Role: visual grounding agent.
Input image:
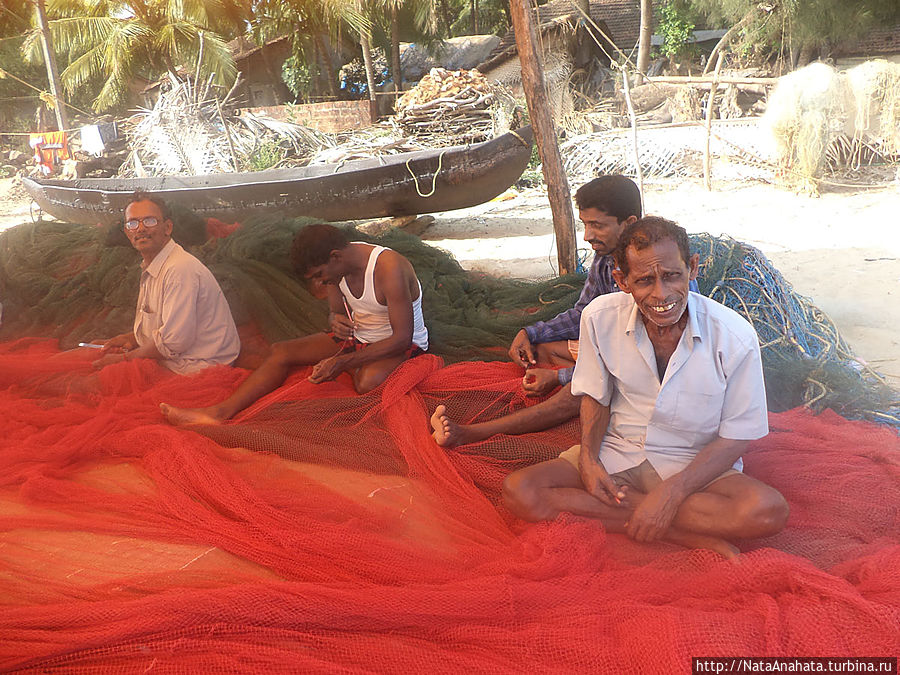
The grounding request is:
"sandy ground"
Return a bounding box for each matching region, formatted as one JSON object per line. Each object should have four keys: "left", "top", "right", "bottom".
{"left": 2, "top": 174, "right": 898, "bottom": 387}
{"left": 423, "top": 177, "right": 900, "bottom": 387}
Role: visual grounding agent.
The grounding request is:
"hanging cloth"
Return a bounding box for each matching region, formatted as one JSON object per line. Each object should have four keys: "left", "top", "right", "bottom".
{"left": 80, "top": 125, "right": 105, "bottom": 156}
{"left": 28, "top": 131, "right": 70, "bottom": 175}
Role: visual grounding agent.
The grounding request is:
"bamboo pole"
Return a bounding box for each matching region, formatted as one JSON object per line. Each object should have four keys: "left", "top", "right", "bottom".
{"left": 509, "top": 0, "right": 576, "bottom": 275}
{"left": 703, "top": 53, "right": 723, "bottom": 191}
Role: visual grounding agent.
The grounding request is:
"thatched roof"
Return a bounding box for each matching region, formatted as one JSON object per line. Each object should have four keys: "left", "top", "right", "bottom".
{"left": 832, "top": 24, "right": 900, "bottom": 58}
{"left": 479, "top": 0, "right": 648, "bottom": 72}
{"left": 225, "top": 35, "right": 291, "bottom": 62}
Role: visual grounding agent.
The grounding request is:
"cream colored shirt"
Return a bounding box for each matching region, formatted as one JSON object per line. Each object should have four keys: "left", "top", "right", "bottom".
{"left": 134, "top": 239, "right": 240, "bottom": 374}
{"left": 571, "top": 292, "right": 768, "bottom": 480}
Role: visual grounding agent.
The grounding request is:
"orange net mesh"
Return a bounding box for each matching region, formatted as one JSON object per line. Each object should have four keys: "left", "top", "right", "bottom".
{"left": 1, "top": 338, "right": 899, "bottom": 670}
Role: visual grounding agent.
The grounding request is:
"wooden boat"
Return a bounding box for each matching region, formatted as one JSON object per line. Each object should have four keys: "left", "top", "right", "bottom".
{"left": 22, "top": 127, "right": 534, "bottom": 227}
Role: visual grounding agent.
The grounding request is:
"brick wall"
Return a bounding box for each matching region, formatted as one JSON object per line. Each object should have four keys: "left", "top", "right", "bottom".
{"left": 241, "top": 100, "right": 376, "bottom": 133}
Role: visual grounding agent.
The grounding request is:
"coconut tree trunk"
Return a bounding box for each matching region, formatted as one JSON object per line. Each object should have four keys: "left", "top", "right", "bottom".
{"left": 33, "top": 0, "right": 68, "bottom": 131}
{"left": 636, "top": 0, "right": 652, "bottom": 81}
{"left": 390, "top": 2, "right": 402, "bottom": 94}
{"left": 439, "top": 0, "right": 453, "bottom": 36}
{"left": 315, "top": 34, "right": 339, "bottom": 98}
{"left": 796, "top": 43, "right": 814, "bottom": 68}
{"left": 360, "top": 30, "right": 377, "bottom": 120}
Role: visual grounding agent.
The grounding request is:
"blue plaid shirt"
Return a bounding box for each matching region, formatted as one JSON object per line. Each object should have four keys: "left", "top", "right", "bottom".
{"left": 524, "top": 253, "right": 618, "bottom": 345}
{"left": 525, "top": 253, "right": 699, "bottom": 385}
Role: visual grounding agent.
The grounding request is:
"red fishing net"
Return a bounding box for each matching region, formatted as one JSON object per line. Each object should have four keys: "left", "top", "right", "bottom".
{"left": 1, "top": 338, "right": 898, "bottom": 671}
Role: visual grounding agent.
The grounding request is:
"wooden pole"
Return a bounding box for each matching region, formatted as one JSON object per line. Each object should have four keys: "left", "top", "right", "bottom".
{"left": 648, "top": 75, "right": 778, "bottom": 85}
{"left": 508, "top": 0, "right": 576, "bottom": 275}
{"left": 703, "top": 54, "right": 723, "bottom": 191}
{"left": 620, "top": 68, "right": 644, "bottom": 213}
{"left": 33, "top": 0, "right": 68, "bottom": 132}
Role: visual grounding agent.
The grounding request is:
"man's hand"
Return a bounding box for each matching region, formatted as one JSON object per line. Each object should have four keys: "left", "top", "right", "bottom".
{"left": 509, "top": 329, "right": 537, "bottom": 368}
{"left": 329, "top": 312, "right": 354, "bottom": 340}
{"left": 92, "top": 352, "right": 127, "bottom": 369}
{"left": 625, "top": 482, "right": 685, "bottom": 542}
{"left": 578, "top": 447, "right": 624, "bottom": 506}
{"left": 101, "top": 333, "right": 135, "bottom": 354}
{"left": 308, "top": 354, "right": 346, "bottom": 384}
{"left": 522, "top": 368, "right": 559, "bottom": 397}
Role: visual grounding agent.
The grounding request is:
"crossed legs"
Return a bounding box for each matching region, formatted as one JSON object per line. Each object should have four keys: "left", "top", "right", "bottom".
{"left": 502, "top": 458, "right": 789, "bottom": 558}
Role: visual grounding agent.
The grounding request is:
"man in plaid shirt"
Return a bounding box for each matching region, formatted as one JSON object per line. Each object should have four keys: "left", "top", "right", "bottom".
{"left": 431, "top": 175, "right": 642, "bottom": 447}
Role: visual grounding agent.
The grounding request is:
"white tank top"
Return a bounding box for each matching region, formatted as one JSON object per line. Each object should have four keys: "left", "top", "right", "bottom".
{"left": 338, "top": 244, "right": 428, "bottom": 351}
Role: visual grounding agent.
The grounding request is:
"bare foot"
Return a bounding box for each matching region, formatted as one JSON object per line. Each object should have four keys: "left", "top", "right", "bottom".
{"left": 666, "top": 529, "right": 740, "bottom": 559}
{"left": 160, "top": 403, "right": 225, "bottom": 426}
{"left": 430, "top": 404, "right": 472, "bottom": 447}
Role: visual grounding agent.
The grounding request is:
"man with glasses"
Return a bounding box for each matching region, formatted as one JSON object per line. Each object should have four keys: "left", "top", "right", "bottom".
{"left": 93, "top": 193, "right": 240, "bottom": 373}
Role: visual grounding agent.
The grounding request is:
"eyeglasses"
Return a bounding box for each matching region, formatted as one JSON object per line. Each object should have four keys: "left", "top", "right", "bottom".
{"left": 124, "top": 216, "right": 160, "bottom": 230}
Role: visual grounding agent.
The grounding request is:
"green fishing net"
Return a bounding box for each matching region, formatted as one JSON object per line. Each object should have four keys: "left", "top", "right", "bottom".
{"left": 0, "top": 211, "right": 896, "bottom": 428}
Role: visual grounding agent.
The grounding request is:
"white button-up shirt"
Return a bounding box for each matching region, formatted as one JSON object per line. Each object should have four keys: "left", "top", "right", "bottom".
{"left": 571, "top": 291, "right": 768, "bottom": 480}
{"left": 134, "top": 239, "right": 240, "bottom": 374}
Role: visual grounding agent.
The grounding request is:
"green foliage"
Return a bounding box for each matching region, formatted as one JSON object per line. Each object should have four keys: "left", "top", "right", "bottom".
{"left": 281, "top": 52, "right": 316, "bottom": 100}
{"left": 0, "top": 1, "right": 44, "bottom": 129}
{"left": 449, "top": 0, "right": 510, "bottom": 37}
{"left": 657, "top": 1, "right": 695, "bottom": 60}
{"left": 681, "top": 0, "right": 900, "bottom": 61}
{"left": 246, "top": 139, "right": 286, "bottom": 171}
{"left": 20, "top": 0, "right": 248, "bottom": 112}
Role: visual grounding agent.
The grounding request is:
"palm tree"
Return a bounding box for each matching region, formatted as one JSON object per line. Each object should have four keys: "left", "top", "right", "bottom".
{"left": 636, "top": 0, "right": 652, "bottom": 79}
{"left": 253, "top": 0, "right": 367, "bottom": 99}
{"left": 370, "top": 0, "right": 436, "bottom": 95}
{"left": 22, "top": 0, "right": 250, "bottom": 111}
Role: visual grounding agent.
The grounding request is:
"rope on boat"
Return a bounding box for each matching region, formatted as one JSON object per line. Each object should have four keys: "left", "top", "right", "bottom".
{"left": 406, "top": 151, "right": 446, "bottom": 198}
{"left": 508, "top": 129, "right": 529, "bottom": 147}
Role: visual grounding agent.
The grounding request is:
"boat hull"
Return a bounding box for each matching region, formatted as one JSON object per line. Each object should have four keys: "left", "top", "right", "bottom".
{"left": 22, "top": 127, "right": 534, "bottom": 227}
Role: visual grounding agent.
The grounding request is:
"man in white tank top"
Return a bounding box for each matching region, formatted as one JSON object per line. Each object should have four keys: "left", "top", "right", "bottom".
{"left": 162, "top": 224, "right": 428, "bottom": 425}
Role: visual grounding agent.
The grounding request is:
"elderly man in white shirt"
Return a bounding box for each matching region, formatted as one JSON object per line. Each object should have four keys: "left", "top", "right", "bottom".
{"left": 93, "top": 194, "right": 240, "bottom": 374}
{"left": 503, "top": 216, "right": 788, "bottom": 558}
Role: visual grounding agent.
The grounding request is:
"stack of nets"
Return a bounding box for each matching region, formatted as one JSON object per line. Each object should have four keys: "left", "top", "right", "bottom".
{"left": 693, "top": 233, "right": 899, "bottom": 425}
{"left": 841, "top": 60, "right": 900, "bottom": 166}
{"left": 2, "top": 215, "right": 900, "bottom": 669}
{"left": 0, "top": 215, "right": 897, "bottom": 428}
{"left": 764, "top": 60, "right": 900, "bottom": 188}
{"left": 0, "top": 213, "right": 582, "bottom": 363}
{"left": 0, "top": 343, "right": 898, "bottom": 669}
{"left": 394, "top": 68, "right": 517, "bottom": 144}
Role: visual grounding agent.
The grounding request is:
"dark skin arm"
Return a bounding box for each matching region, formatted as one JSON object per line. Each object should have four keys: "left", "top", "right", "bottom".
{"left": 508, "top": 329, "right": 537, "bottom": 368}
{"left": 326, "top": 284, "right": 354, "bottom": 339}
{"left": 94, "top": 334, "right": 163, "bottom": 368}
{"left": 522, "top": 367, "right": 560, "bottom": 396}
{"left": 578, "top": 394, "right": 624, "bottom": 506}
{"left": 626, "top": 436, "right": 749, "bottom": 542}
{"left": 308, "top": 252, "right": 416, "bottom": 383}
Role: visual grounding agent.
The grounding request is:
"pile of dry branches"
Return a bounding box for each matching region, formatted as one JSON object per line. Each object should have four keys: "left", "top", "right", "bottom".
{"left": 117, "top": 74, "right": 333, "bottom": 177}
{"left": 394, "top": 68, "right": 516, "bottom": 145}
